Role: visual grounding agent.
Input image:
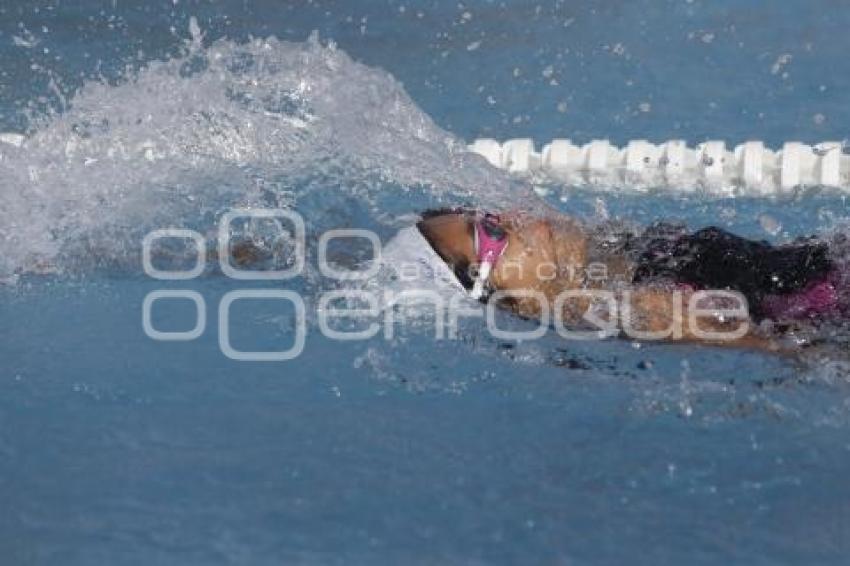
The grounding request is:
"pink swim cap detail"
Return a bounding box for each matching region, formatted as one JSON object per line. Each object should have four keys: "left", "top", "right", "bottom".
{"left": 761, "top": 279, "right": 839, "bottom": 320}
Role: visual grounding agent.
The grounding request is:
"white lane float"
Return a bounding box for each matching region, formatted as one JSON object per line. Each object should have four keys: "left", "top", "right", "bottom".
{"left": 469, "top": 138, "right": 850, "bottom": 194}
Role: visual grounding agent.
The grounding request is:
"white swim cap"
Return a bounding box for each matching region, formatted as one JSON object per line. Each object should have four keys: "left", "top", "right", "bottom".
{"left": 345, "top": 225, "right": 475, "bottom": 316}
{"left": 377, "top": 226, "right": 466, "bottom": 295}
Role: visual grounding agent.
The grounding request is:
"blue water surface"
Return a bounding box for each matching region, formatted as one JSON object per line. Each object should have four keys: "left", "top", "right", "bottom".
{"left": 2, "top": 1, "right": 850, "bottom": 565}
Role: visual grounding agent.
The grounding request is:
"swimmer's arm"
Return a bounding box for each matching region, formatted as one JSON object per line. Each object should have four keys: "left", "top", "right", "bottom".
{"left": 548, "top": 217, "right": 588, "bottom": 274}
{"left": 624, "top": 288, "right": 784, "bottom": 352}
{"left": 509, "top": 215, "right": 588, "bottom": 285}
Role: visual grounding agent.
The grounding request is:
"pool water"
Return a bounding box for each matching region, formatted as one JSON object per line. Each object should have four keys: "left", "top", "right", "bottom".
{"left": 2, "top": 2, "right": 850, "bottom": 564}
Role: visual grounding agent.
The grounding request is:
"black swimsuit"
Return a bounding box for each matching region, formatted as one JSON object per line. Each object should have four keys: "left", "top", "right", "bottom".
{"left": 629, "top": 224, "right": 834, "bottom": 319}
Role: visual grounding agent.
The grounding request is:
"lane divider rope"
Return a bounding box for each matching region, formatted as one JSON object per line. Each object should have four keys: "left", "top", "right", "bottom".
{"left": 469, "top": 138, "right": 850, "bottom": 194}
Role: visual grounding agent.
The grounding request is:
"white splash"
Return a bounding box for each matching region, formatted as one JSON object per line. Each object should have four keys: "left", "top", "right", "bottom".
{"left": 0, "top": 29, "right": 523, "bottom": 278}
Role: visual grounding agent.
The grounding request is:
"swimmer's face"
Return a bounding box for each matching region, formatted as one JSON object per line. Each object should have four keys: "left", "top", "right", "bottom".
{"left": 417, "top": 210, "right": 582, "bottom": 294}
{"left": 417, "top": 212, "right": 478, "bottom": 288}
{"left": 416, "top": 210, "right": 537, "bottom": 291}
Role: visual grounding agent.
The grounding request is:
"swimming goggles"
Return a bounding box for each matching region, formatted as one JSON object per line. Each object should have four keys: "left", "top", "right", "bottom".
{"left": 471, "top": 213, "right": 509, "bottom": 300}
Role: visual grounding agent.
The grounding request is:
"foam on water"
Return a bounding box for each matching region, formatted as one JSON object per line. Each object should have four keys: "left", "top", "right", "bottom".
{"left": 0, "top": 25, "right": 529, "bottom": 279}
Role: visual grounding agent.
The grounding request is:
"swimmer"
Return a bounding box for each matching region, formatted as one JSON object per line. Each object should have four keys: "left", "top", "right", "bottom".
{"left": 413, "top": 208, "right": 848, "bottom": 351}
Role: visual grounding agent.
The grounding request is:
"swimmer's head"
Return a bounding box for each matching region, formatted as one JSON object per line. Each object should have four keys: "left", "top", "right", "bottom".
{"left": 416, "top": 208, "right": 509, "bottom": 298}
{"left": 416, "top": 208, "right": 477, "bottom": 290}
